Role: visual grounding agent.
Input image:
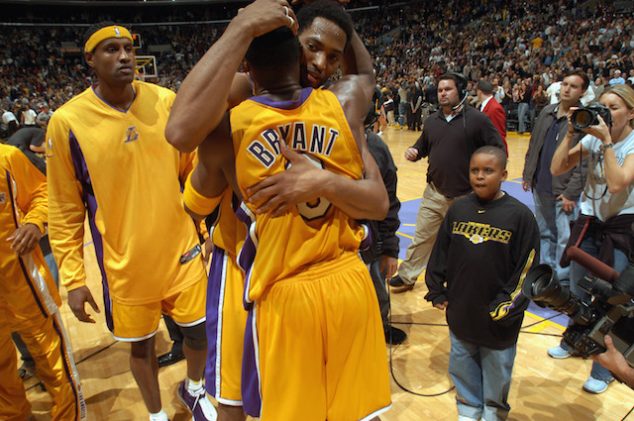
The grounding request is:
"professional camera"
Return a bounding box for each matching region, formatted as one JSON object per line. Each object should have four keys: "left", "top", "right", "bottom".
{"left": 522, "top": 246, "right": 634, "bottom": 367}
{"left": 571, "top": 104, "right": 612, "bottom": 131}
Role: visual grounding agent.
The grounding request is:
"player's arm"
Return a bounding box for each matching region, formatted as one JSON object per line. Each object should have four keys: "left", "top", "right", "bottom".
{"left": 46, "top": 114, "right": 99, "bottom": 323}
{"left": 342, "top": 27, "right": 374, "bottom": 88}
{"left": 183, "top": 116, "right": 233, "bottom": 222}
{"left": 165, "top": 0, "right": 297, "bottom": 152}
{"left": 331, "top": 71, "right": 388, "bottom": 215}
{"left": 7, "top": 147, "right": 47, "bottom": 255}
{"left": 488, "top": 210, "right": 540, "bottom": 322}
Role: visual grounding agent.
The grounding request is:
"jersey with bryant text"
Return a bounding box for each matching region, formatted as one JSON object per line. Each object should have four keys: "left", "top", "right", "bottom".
{"left": 46, "top": 80, "right": 205, "bottom": 307}
{"left": 231, "top": 87, "right": 366, "bottom": 305}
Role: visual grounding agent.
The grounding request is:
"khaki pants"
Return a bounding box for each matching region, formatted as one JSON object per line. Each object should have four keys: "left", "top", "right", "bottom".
{"left": 397, "top": 183, "right": 456, "bottom": 285}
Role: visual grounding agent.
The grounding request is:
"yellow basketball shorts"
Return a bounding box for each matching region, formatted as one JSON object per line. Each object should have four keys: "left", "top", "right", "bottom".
{"left": 110, "top": 276, "right": 207, "bottom": 341}
{"left": 205, "top": 246, "right": 247, "bottom": 405}
{"left": 242, "top": 252, "right": 392, "bottom": 421}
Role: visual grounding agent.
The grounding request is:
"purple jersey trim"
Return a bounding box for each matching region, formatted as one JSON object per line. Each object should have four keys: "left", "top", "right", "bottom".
{"left": 91, "top": 85, "right": 136, "bottom": 113}
{"left": 249, "top": 87, "right": 313, "bottom": 110}
{"left": 69, "top": 131, "right": 114, "bottom": 332}
{"left": 241, "top": 308, "right": 261, "bottom": 417}
{"left": 235, "top": 202, "right": 257, "bottom": 310}
{"left": 205, "top": 246, "right": 226, "bottom": 399}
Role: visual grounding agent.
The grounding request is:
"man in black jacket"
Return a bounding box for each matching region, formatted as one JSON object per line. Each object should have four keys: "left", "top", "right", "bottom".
{"left": 390, "top": 73, "right": 503, "bottom": 292}
{"left": 361, "top": 115, "right": 406, "bottom": 344}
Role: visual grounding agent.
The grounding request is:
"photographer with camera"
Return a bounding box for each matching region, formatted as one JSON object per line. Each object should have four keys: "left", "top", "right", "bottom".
{"left": 550, "top": 84, "right": 634, "bottom": 394}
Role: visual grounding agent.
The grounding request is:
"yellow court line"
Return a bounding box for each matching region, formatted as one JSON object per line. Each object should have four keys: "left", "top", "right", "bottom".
{"left": 523, "top": 311, "right": 565, "bottom": 332}
{"left": 397, "top": 231, "right": 414, "bottom": 240}
{"left": 402, "top": 223, "right": 416, "bottom": 227}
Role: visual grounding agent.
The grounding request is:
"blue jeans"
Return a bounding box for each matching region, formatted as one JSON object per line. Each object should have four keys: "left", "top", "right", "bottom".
{"left": 533, "top": 192, "right": 577, "bottom": 285}
{"left": 449, "top": 332, "right": 517, "bottom": 421}
{"left": 518, "top": 102, "right": 529, "bottom": 133}
{"left": 398, "top": 102, "right": 408, "bottom": 126}
{"left": 565, "top": 234, "right": 629, "bottom": 382}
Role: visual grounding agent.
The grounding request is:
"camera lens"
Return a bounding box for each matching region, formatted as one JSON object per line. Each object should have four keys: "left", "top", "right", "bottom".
{"left": 573, "top": 109, "right": 594, "bottom": 129}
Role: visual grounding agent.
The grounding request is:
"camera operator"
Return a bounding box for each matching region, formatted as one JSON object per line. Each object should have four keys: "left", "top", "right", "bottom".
{"left": 550, "top": 84, "right": 634, "bottom": 394}
{"left": 592, "top": 335, "right": 634, "bottom": 389}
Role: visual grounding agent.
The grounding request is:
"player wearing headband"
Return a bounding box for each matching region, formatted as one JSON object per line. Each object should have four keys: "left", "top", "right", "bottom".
{"left": 46, "top": 23, "right": 216, "bottom": 421}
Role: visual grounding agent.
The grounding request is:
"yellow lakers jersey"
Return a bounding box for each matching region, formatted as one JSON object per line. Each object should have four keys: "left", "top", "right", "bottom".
{"left": 0, "top": 144, "right": 60, "bottom": 313}
{"left": 46, "top": 80, "right": 205, "bottom": 306}
{"left": 209, "top": 187, "right": 245, "bottom": 257}
{"left": 231, "top": 87, "right": 366, "bottom": 304}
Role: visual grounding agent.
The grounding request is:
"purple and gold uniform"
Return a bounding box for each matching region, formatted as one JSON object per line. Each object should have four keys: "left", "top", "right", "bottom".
{"left": 203, "top": 187, "right": 248, "bottom": 405}
{"left": 232, "top": 87, "right": 391, "bottom": 421}
{"left": 0, "top": 144, "right": 85, "bottom": 420}
{"left": 46, "top": 80, "right": 207, "bottom": 341}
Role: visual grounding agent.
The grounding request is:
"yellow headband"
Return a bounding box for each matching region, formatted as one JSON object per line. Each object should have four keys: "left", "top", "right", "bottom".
{"left": 84, "top": 25, "right": 133, "bottom": 53}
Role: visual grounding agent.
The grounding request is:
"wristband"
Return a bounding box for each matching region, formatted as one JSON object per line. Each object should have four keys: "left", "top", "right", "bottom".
{"left": 183, "top": 173, "right": 221, "bottom": 216}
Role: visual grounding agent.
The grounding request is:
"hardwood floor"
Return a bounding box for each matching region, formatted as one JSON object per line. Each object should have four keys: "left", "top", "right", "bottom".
{"left": 25, "top": 127, "right": 633, "bottom": 420}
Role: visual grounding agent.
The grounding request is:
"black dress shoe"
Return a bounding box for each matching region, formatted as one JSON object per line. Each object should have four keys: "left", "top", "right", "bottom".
{"left": 388, "top": 275, "right": 414, "bottom": 293}
{"left": 385, "top": 325, "right": 407, "bottom": 345}
{"left": 158, "top": 350, "right": 185, "bottom": 368}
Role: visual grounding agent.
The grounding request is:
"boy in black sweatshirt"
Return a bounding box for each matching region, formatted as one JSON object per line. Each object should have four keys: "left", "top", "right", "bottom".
{"left": 425, "top": 146, "right": 539, "bottom": 421}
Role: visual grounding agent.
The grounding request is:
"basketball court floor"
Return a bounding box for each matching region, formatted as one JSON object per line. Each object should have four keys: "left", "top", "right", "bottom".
{"left": 24, "top": 127, "right": 633, "bottom": 420}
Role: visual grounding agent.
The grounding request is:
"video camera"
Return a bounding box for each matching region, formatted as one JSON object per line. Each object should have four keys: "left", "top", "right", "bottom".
{"left": 571, "top": 104, "right": 612, "bottom": 131}
{"left": 522, "top": 246, "right": 634, "bottom": 367}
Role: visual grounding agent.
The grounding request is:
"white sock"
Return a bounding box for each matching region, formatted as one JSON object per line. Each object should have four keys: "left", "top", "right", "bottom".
{"left": 149, "top": 409, "right": 168, "bottom": 421}
{"left": 187, "top": 378, "right": 203, "bottom": 394}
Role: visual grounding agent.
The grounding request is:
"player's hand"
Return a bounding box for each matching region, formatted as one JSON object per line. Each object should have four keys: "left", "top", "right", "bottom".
{"left": 379, "top": 255, "right": 398, "bottom": 281}
{"left": 7, "top": 223, "right": 42, "bottom": 255}
{"left": 236, "top": 0, "right": 298, "bottom": 38}
{"left": 434, "top": 301, "right": 448, "bottom": 311}
{"left": 203, "top": 237, "right": 213, "bottom": 264}
{"left": 522, "top": 180, "right": 530, "bottom": 192}
{"left": 404, "top": 147, "right": 419, "bottom": 161}
{"left": 557, "top": 194, "right": 576, "bottom": 214}
{"left": 246, "top": 141, "right": 325, "bottom": 217}
{"left": 68, "top": 286, "right": 100, "bottom": 324}
{"left": 592, "top": 335, "right": 628, "bottom": 375}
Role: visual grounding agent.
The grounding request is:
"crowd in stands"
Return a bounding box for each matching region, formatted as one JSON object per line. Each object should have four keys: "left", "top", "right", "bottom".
{"left": 2, "top": 0, "right": 633, "bottom": 137}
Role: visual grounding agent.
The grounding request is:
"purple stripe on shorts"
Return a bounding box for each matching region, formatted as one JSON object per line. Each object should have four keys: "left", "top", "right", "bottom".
{"left": 235, "top": 203, "right": 257, "bottom": 310}
{"left": 241, "top": 308, "right": 261, "bottom": 417}
{"left": 69, "top": 131, "right": 114, "bottom": 332}
{"left": 250, "top": 87, "right": 313, "bottom": 110}
{"left": 204, "top": 247, "right": 226, "bottom": 398}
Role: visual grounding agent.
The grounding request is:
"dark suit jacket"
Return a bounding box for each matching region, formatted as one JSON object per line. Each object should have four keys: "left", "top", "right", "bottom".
{"left": 482, "top": 97, "right": 507, "bottom": 154}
